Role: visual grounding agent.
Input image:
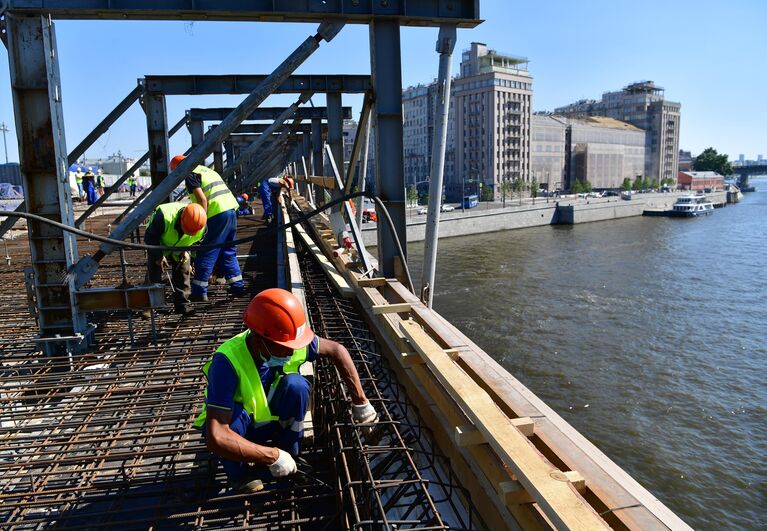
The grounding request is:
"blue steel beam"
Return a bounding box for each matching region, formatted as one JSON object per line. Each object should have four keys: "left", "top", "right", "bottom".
{"left": 145, "top": 75, "right": 371, "bottom": 96}
{"left": 6, "top": 1, "right": 481, "bottom": 27}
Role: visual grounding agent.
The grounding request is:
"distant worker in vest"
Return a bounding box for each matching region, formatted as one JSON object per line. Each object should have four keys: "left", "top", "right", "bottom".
{"left": 75, "top": 167, "right": 84, "bottom": 201}
{"left": 82, "top": 167, "right": 98, "bottom": 205}
{"left": 127, "top": 175, "right": 137, "bottom": 197}
{"left": 144, "top": 202, "right": 207, "bottom": 316}
{"left": 170, "top": 155, "right": 245, "bottom": 300}
{"left": 193, "top": 288, "right": 378, "bottom": 493}
{"left": 236, "top": 193, "right": 253, "bottom": 217}
{"left": 96, "top": 169, "right": 106, "bottom": 196}
{"left": 257, "top": 176, "right": 293, "bottom": 225}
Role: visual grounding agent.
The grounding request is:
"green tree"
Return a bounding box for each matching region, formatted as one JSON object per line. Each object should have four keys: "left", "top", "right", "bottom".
{"left": 648, "top": 179, "right": 660, "bottom": 190}
{"left": 632, "top": 175, "right": 644, "bottom": 191}
{"left": 480, "top": 183, "right": 494, "bottom": 202}
{"left": 406, "top": 184, "right": 418, "bottom": 207}
{"left": 500, "top": 178, "right": 512, "bottom": 207}
{"left": 693, "top": 147, "right": 733, "bottom": 176}
{"left": 572, "top": 179, "right": 591, "bottom": 194}
{"left": 511, "top": 178, "right": 523, "bottom": 204}
{"left": 621, "top": 177, "right": 632, "bottom": 191}
{"left": 530, "top": 177, "right": 538, "bottom": 201}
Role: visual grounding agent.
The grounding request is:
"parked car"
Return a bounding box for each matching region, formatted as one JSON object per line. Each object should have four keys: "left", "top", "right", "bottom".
{"left": 440, "top": 204, "right": 455, "bottom": 212}
{"left": 417, "top": 207, "right": 428, "bottom": 215}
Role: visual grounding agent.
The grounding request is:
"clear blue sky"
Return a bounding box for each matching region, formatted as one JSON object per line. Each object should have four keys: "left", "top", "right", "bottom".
{"left": 1, "top": 0, "right": 765, "bottom": 165}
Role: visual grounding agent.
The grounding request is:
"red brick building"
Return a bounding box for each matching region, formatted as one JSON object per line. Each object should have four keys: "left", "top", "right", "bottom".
{"left": 677, "top": 171, "right": 723, "bottom": 191}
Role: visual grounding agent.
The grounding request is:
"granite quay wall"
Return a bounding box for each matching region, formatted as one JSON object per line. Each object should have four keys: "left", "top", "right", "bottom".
{"left": 361, "top": 191, "right": 728, "bottom": 246}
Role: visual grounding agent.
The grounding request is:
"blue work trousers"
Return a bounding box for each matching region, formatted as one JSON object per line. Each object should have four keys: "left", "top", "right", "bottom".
{"left": 208, "top": 373, "right": 310, "bottom": 482}
{"left": 191, "top": 209, "right": 244, "bottom": 296}
{"left": 258, "top": 180, "right": 274, "bottom": 218}
{"left": 83, "top": 180, "right": 98, "bottom": 205}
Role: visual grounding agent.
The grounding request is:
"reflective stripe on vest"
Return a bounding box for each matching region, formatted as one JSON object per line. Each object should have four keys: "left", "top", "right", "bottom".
{"left": 148, "top": 202, "right": 205, "bottom": 259}
{"left": 188, "top": 165, "right": 238, "bottom": 218}
{"left": 192, "top": 331, "right": 308, "bottom": 429}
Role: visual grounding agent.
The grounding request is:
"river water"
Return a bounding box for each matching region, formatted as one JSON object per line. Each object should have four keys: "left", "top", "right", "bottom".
{"left": 404, "top": 178, "right": 767, "bottom": 530}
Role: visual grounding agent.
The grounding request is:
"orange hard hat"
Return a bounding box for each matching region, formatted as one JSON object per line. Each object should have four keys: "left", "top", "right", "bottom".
{"left": 180, "top": 203, "right": 207, "bottom": 235}
{"left": 170, "top": 155, "right": 187, "bottom": 172}
{"left": 241, "top": 193, "right": 249, "bottom": 201}
{"left": 243, "top": 288, "right": 314, "bottom": 349}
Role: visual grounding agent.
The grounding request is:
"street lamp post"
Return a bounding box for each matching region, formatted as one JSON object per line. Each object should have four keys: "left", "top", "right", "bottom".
{"left": 0, "top": 122, "right": 9, "bottom": 163}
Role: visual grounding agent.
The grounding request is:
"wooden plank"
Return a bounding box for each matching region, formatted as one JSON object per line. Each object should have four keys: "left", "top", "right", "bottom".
{"left": 356, "top": 277, "right": 388, "bottom": 288}
{"left": 292, "top": 221, "right": 353, "bottom": 298}
{"left": 399, "top": 320, "right": 608, "bottom": 530}
{"left": 371, "top": 302, "right": 411, "bottom": 315}
{"left": 456, "top": 417, "right": 535, "bottom": 447}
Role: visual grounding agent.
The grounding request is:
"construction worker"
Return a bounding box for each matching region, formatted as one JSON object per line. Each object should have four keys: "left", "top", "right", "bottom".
{"left": 82, "top": 167, "right": 98, "bottom": 205}
{"left": 193, "top": 288, "right": 378, "bottom": 493}
{"left": 170, "top": 155, "right": 245, "bottom": 300}
{"left": 236, "top": 193, "right": 253, "bottom": 217}
{"left": 127, "top": 175, "right": 137, "bottom": 197}
{"left": 75, "top": 167, "right": 84, "bottom": 201}
{"left": 96, "top": 169, "right": 106, "bottom": 196}
{"left": 258, "top": 176, "right": 293, "bottom": 225}
{"left": 144, "top": 202, "right": 207, "bottom": 316}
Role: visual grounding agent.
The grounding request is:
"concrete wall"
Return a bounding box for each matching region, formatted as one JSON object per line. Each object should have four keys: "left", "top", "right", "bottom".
{"left": 363, "top": 203, "right": 558, "bottom": 246}
{"left": 362, "top": 191, "right": 728, "bottom": 246}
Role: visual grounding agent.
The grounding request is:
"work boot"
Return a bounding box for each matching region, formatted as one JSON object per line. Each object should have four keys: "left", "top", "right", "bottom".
{"left": 229, "top": 288, "right": 247, "bottom": 298}
{"left": 229, "top": 477, "right": 264, "bottom": 494}
{"left": 190, "top": 293, "right": 208, "bottom": 303}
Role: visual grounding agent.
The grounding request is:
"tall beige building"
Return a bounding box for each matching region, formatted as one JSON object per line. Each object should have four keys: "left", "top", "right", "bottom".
{"left": 450, "top": 43, "right": 532, "bottom": 201}
{"left": 401, "top": 42, "right": 532, "bottom": 202}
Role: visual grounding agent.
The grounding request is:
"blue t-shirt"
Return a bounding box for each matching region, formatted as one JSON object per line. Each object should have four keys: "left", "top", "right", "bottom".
{"left": 206, "top": 335, "right": 319, "bottom": 413}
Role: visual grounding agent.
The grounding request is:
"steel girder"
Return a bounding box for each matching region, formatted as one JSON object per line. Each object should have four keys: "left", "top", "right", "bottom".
{"left": 143, "top": 75, "right": 371, "bottom": 96}
{"left": 188, "top": 107, "right": 351, "bottom": 121}
{"left": 5, "top": 1, "right": 482, "bottom": 27}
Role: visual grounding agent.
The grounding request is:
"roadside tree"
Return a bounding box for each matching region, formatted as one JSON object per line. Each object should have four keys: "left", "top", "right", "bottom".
{"left": 621, "top": 177, "right": 632, "bottom": 191}
{"left": 633, "top": 175, "right": 644, "bottom": 191}
{"left": 406, "top": 184, "right": 418, "bottom": 207}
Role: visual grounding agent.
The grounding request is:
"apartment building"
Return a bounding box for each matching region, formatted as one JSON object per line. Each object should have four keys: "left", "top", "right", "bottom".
{"left": 555, "top": 81, "right": 680, "bottom": 183}
{"left": 402, "top": 42, "right": 532, "bottom": 202}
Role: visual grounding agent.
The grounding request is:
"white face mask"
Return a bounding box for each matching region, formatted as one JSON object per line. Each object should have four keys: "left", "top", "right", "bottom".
{"left": 260, "top": 338, "right": 289, "bottom": 368}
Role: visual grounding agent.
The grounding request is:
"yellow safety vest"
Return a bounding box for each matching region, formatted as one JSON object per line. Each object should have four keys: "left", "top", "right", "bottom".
{"left": 192, "top": 330, "right": 309, "bottom": 428}
{"left": 148, "top": 202, "right": 205, "bottom": 259}
{"left": 188, "top": 165, "right": 238, "bottom": 219}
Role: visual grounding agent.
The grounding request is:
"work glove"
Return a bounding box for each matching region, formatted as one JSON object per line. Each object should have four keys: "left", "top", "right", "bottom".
{"left": 268, "top": 449, "right": 297, "bottom": 478}
{"left": 352, "top": 401, "right": 378, "bottom": 426}
{"left": 155, "top": 256, "right": 169, "bottom": 270}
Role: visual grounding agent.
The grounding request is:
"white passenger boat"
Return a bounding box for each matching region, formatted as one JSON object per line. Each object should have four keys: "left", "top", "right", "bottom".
{"left": 671, "top": 195, "right": 715, "bottom": 217}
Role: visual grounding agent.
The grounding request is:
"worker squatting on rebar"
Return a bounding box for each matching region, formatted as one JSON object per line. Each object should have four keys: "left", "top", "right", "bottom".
{"left": 170, "top": 155, "right": 246, "bottom": 301}
{"left": 143, "top": 202, "right": 207, "bottom": 316}
{"left": 193, "top": 288, "right": 379, "bottom": 493}
{"left": 258, "top": 176, "right": 294, "bottom": 226}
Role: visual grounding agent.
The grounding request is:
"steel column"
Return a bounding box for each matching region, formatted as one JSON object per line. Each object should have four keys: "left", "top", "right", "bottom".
{"left": 72, "top": 21, "right": 345, "bottom": 288}
{"left": 369, "top": 19, "right": 407, "bottom": 278}
{"left": 188, "top": 120, "right": 204, "bottom": 147}
{"left": 344, "top": 92, "right": 373, "bottom": 192}
{"left": 311, "top": 118, "right": 324, "bottom": 177}
{"left": 421, "top": 25, "right": 457, "bottom": 308}
{"left": 144, "top": 92, "right": 170, "bottom": 192}
{"left": 326, "top": 92, "right": 345, "bottom": 187}
{"left": 6, "top": 14, "right": 88, "bottom": 353}
{"left": 213, "top": 143, "right": 224, "bottom": 173}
